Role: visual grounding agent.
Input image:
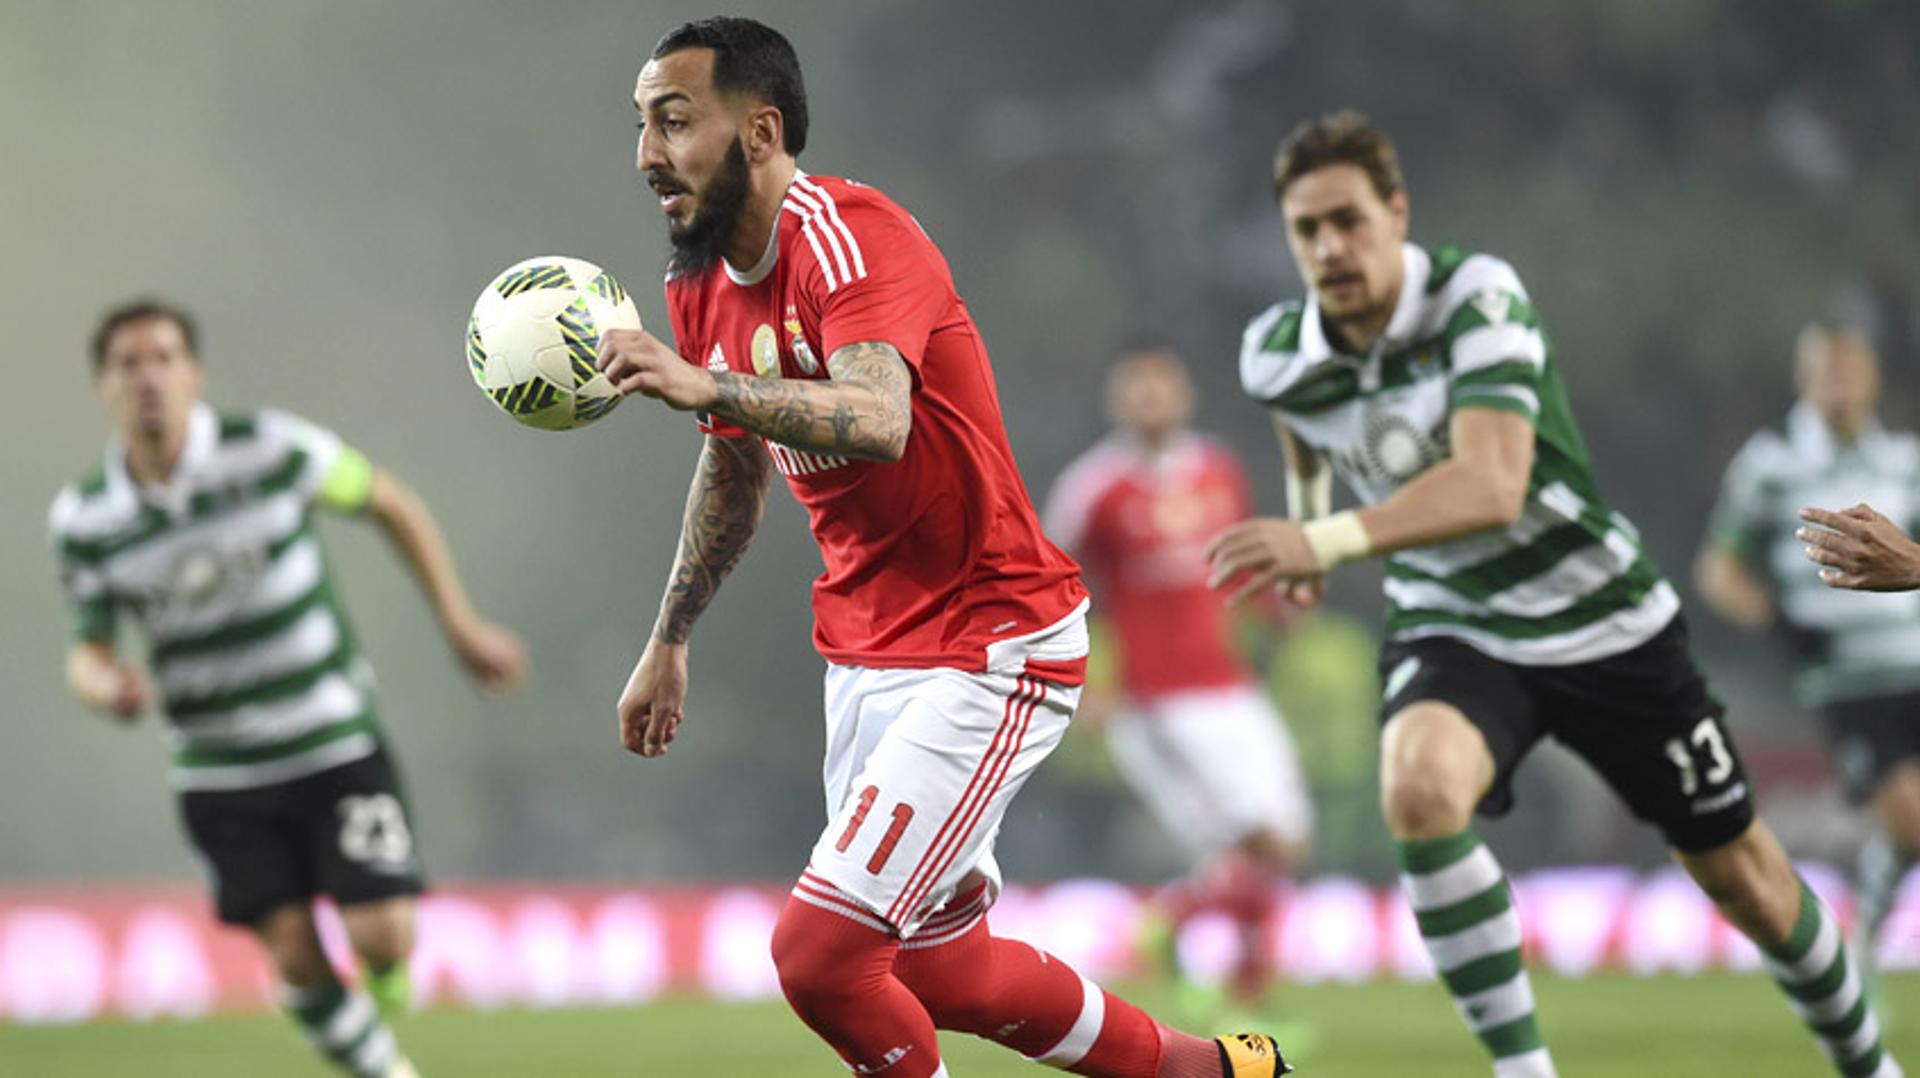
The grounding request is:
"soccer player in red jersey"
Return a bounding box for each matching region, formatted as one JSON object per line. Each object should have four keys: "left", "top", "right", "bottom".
{"left": 596, "top": 16, "right": 1288, "bottom": 1078}
{"left": 1045, "top": 345, "right": 1312, "bottom": 1007}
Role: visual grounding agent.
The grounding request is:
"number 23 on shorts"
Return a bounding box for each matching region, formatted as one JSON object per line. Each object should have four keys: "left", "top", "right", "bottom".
{"left": 835, "top": 785, "right": 916, "bottom": 875}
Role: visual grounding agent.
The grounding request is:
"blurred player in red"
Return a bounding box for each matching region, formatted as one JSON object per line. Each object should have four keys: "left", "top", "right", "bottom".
{"left": 1046, "top": 344, "right": 1313, "bottom": 1008}
{"left": 594, "top": 16, "right": 1289, "bottom": 1078}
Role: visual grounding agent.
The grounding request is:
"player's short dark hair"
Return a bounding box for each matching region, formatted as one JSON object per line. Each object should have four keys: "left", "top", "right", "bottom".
{"left": 90, "top": 299, "right": 199, "bottom": 372}
{"left": 1272, "top": 110, "right": 1404, "bottom": 202}
{"left": 653, "top": 17, "right": 809, "bottom": 156}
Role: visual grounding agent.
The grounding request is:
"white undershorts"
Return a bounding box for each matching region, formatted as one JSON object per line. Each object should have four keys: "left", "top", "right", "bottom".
{"left": 1105, "top": 682, "right": 1313, "bottom": 858}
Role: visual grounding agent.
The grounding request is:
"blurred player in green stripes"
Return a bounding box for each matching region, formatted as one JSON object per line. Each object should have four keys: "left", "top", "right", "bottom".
{"left": 49, "top": 299, "right": 527, "bottom": 1078}
{"left": 1700, "top": 324, "right": 1920, "bottom": 973}
{"left": 1212, "top": 111, "right": 1901, "bottom": 1077}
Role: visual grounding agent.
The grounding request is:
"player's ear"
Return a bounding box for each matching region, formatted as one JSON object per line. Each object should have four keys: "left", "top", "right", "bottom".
{"left": 1388, "top": 188, "right": 1410, "bottom": 236}
{"left": 746, "top": 105, "right": 784, "bottom": 164}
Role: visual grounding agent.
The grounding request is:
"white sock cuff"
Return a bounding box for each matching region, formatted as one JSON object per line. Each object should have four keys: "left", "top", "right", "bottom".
{"left": 1027, "top": 970, "right": 1104, "bottom": 1067}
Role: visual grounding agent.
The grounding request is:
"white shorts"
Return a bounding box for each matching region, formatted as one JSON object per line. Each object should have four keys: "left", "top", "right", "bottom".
{"left": 803, "top": 604, "right": 1088, "bottom": 938}
{"left": 1105, "top": 683, "right": 1313, "bottom": 858}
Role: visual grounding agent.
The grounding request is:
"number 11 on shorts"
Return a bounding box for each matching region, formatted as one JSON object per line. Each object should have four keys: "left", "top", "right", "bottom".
{"left": 835, "top": 785, "right": 916, "bottom": 875}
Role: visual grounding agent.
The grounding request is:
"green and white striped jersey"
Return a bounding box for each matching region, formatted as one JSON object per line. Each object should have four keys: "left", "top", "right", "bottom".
{"left": 49, "top": 403, "right": 381, "bottom": 792}
{"left": 1708, "top": 403, "right": 1920, "bottom": 706}
{"left": 1240, "top": 242, "right": 1676, "bottom": 665}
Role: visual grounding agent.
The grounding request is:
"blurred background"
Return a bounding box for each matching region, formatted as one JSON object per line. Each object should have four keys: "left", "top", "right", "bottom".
{"left": 2, "top": 0, "right": 1916, "bottom": 904}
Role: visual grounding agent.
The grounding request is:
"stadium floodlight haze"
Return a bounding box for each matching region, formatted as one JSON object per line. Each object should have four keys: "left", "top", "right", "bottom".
{"left": 2, "top": 2, "right": 1919, "bottom": 1075}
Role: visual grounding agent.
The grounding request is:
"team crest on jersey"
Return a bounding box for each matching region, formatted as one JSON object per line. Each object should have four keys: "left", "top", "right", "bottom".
{"left": 750, "top": 323, "right": 781, "bottom": 378}
{"left": 1360, "top": 411, "right": 1445, "bottom": 484}
{"left": 137, "top": 542, "right": 268, "bottom": 619}
{"left": 785, "top": 305, "right": 819, "bottom": 374}
{"left": 705, "top": 343, "right": 728, "bottom": 372}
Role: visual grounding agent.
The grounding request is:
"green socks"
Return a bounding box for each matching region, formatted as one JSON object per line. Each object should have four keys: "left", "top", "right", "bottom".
{"left": 1397, "top": 832, "right": 1554, "bottom": 1077}
{"left": 1762, "top": 879, "right": 1899, "bottom": 1077}
{"left": 282, "top": 980, "right": 401, "bottom": 1078}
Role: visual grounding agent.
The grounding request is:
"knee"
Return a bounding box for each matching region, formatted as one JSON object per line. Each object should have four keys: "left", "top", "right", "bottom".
{"left": 1875, "top": 769, "right": 1920, "bottom": 855}
{"left": 771, "top": 901, "right": 874, "bottom": 1011}
{"left": 1379, "top": 707, "right": 1493, "bottom": 840}
{"left": 342, "top": 901, "right": 414, "bottom": 973}
{"left": 254, "top": 908, "right": 332, "bottom": 987}
{"left": 1883, "top": 812, "right": 1920, "bottom": 858}
{"left": 353, "top": 930, "right": 408, "bottom": 974}
{"left": 1239, "top": 829, "right": 1309, "bottom": 874}
{"left": 1381, "top": 771, "right": 1476, "bottom": 840}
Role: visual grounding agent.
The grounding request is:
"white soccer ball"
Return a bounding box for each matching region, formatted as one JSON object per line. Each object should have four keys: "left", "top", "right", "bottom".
{"left": 467, "top": 256, "right": 641, "bottom": 430}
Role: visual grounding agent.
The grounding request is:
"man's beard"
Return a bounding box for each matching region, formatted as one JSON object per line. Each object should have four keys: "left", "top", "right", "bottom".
{"left": 664, "top": 138, "right": 751, "bottom": 278}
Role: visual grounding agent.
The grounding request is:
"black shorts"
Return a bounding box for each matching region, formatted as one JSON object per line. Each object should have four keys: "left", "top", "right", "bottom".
{"left": 178, "top": 747, "right": 426, "bottom": 926}
{"left": 1378, "top": 615, "right": 1754, "bottom": 853}
{"left": 1823, "top": 691, "right": 1920, "bottom": 804}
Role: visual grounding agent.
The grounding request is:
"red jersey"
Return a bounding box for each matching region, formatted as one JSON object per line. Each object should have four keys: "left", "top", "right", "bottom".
{"left": 665, "top": 171, "right": 1085, "bottom": 672}
{"left": 1044, "top": 433, "right": 1255, "bottom": 699}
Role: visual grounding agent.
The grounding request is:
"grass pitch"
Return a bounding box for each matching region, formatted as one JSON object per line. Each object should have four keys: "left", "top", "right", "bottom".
{"left": 2, "top": 972, "right": 1913, "bottom": 1076}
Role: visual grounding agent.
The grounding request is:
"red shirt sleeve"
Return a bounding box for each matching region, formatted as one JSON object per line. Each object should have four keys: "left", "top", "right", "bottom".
{"left": 800, "top": 200, "right": 951, "bottom": 378}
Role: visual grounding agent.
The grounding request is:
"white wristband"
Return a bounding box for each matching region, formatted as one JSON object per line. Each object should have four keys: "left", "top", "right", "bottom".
{"left": 1301, "top": 510, "right": 1372, "bottom": 571}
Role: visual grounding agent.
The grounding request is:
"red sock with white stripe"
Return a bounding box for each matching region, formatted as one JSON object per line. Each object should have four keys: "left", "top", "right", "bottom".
{"left": 891, "top": 885, "right": 1222, "bottom": 1076}
{"left": 771, "top": 886, "right": 941, "bottom": 1078}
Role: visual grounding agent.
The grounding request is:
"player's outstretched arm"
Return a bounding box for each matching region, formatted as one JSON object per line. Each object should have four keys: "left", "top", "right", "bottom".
{"left": 1692, "top": 543, "right": 1774, "bottom": 628}
{"left": 361, "top": 469, "right": 528, "bottom": 692}
{"left": 1208, "top": 408, "right": 1531, "bottom": 602}
{"left": 65, "top": 641, "right": 150, "bottom": 722}
{"left": 1798, "top": 504, "right": 1920, "bottom": 592}
{"left": 620, "top": 433, "right": 774, "bottom": 758}
{"left": 599, "top": 329, "right": 913, "bottom": 461}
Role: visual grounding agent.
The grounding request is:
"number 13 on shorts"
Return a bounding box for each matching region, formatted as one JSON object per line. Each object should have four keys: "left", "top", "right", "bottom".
{"left": 1665, "top": 716, "right": 1737, "bottom": 797}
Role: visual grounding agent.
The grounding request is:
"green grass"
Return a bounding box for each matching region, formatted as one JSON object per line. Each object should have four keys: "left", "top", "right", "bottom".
{"left": 2, "top": 972, "right": 1915, "bottom": 1076}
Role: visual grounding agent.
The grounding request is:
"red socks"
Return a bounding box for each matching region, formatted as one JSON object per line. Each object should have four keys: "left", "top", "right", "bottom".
{"left": 892, "top": 885, "right": 1170, "bottom": 1076}
{"left": 774, "top": 876, "right": 1218, "bottom": 1078}
{"left": 771, "top": 883, "right": 939, "bottom": 1077}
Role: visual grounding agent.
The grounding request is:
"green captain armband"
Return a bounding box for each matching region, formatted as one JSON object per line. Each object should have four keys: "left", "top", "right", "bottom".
{"left": 315, "top": 446, "right": 376, "bottom": 514}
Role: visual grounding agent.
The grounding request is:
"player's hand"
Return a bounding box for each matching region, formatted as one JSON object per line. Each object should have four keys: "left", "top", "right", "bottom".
{"left": 597, "top": 328, "right": 717, "bottom": 412}
{"left": 447, "top": 615, "right": 528, "bottom": 693}
{"left": 1206, "top": 517, "right": 1323, "bottom": 605}
{"left": 80, "top": 662, "right": 150, "bottom": 722}
{"left": 618, "top": 636, "right": 689, "bottom": 758}
{"left": 1798, "top": 504, "right": 1920, "bottom": 592}
{"left": 1284, "top": 577, "right": 1325, "bottom": 611}
{"left": 105, "top": 665, "right": 151, "bottom": 722}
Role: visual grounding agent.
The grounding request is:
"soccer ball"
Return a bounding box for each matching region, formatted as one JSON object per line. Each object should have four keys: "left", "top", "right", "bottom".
{"left": 467, "top": 256, "right": 640, "bottom": 430}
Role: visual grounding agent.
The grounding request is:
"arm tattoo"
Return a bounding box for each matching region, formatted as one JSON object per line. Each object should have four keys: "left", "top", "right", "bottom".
{"left": 707, "top": 341, "right": 913, "bottom": 460}
{"left": 654, "top": 435, "right": 773, "bottom": 644}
